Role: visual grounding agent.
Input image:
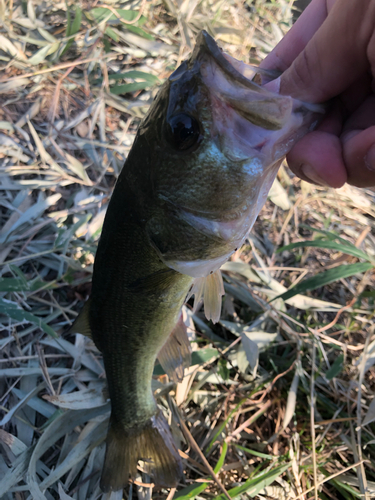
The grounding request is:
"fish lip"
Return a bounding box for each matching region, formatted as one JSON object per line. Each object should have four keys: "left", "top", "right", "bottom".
{"left": 192, "top": 31, "right": 267, "bottom": 92}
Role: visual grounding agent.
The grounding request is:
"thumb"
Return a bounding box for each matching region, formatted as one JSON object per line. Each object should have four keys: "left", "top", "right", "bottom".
{"left": 278, "top": 0, "right": 373, "bottom": 103}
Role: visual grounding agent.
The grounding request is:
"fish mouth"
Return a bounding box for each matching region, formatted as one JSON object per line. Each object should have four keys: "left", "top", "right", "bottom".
{"left": 189, "top": 31, "right": 297, "bottom": 133}
{"left": 189, "top": 31, "right": 324, "bottom": 133}
{"left": 192, "top": 31, "right": 276, "bottom": 91}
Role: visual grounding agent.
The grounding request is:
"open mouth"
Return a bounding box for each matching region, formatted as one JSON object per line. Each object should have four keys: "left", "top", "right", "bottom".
{"left": 192, "top": 31, "right": 298, "bottom": 132}
{"left": 192, "top": 31, "right": 325, "bottom": 132}
{"left": 192, "top": 31, "right": 275, "bottom": 91}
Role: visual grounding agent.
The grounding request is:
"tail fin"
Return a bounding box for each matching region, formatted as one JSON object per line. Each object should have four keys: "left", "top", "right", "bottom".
{"left": 100, "top": 410, "right": 183, "bottom": 492}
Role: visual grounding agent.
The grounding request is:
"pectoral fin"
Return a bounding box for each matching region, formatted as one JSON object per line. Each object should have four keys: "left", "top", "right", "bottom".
{"left": 187, "top": 269, "right": 225, "bottom": 324}
{"left": 158, "top": 315, "right": 191, "bottom": 383}
{"left": 69, "top": 299, "right": 93, "bottom": 339}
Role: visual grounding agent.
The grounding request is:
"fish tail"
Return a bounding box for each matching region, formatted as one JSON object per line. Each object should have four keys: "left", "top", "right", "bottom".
{"left": 100, "top": 410, "right": 182, "bottom": 492}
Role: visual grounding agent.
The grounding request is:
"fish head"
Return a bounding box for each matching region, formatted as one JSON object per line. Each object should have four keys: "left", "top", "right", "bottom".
{"left": 127, "top": 31, "right": 324, "bottom": 277}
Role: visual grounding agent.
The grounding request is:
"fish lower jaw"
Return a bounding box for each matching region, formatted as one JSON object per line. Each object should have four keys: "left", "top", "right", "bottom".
{"left": 164, "top": 207, "right": 258, "bottom": 278}
{"left": 166, "top": 253, "right": 234, "bottom": 278}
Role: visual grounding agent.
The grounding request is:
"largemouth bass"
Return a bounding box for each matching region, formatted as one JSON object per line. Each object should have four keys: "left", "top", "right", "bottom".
{"left": 72, "top": 31, "right": 324, "bottom": 492}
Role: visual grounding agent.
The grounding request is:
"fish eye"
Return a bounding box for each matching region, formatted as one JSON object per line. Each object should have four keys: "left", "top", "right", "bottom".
{"left": 166, "top": 113, "right": 201, "bottom": 151}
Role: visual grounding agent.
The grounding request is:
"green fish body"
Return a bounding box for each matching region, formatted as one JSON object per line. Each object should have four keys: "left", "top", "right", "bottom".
{"left": 72, "top": 31, "right": 324, "bottom": 492}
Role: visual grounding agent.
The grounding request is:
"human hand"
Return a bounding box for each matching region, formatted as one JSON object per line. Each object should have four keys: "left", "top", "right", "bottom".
{"left": 260, "top": 0, "right": 375, "bottom": 188}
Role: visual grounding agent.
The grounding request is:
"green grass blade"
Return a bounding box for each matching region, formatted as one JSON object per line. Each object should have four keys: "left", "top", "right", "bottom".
{"left": 61, "top": 5, "right": 82, "bottom": 56}
{"left": 9, "top": 265, "right": 28, "bottom": 285}
{"left": 174, "top": 442, "right": 228, "bottom": 499}
{"left": 116, "top": 8, "right": 147, "bottom": 25}
{"left": 95, "top": 70, "right": 159, "bottom": 85}
{"left": 172, "top": 483, "right": 207, "bottom": 499}
{"left": 65, "top": 0, "right": 72, "bottom": 36}
{"left": 110, "top": 81, "right": 154, "bottom": 95}
{"left": 0, "top": 298, "right": 57, "bottom": 337}
{"left": 273, "top": 262, "right": 374, "bottom": 303}
{"left": 153, "top": 347, "right": 220, "bottom": 376}
{"left": 299, "top": 224, "right": 356, "bottom": 245}
{"left": 71, "top": 6, "right": 82, "bottom": 35}
{"left": 206, "top": 399, "right": 248, "bottom": 453}
{"left": 105, "top": 26, "right": 118, "bottom": 42}
{"left": 319, "top": 468, "right": 362, "bottom": 498}
{"left": 125, "top": 24, "right": 154, "bottom": 39}
{"left": 325, "top": 354, "right": 344, "bottom": 380}
{"left": 215, "top": 441, "right": 228, "bottom": 471}
{"left": 110, "top": 70, "right": 159, "bottom": 83}
{"left": 234, "top": 444, "right": 274, "bottom": 460}
{"left": 0, "top": 277, "right": 53, "bottom": 292}
{"left": 329, "top": 479, "right": 362, "bottom": 499}
{"left": 216, "top": 463, "right": 291, "bottom": 499}
{"left": 277, "top": 240, "right": 371, "bottom": 262}
{"left": 89, "top": 7, "right": 146, "bottom": 25}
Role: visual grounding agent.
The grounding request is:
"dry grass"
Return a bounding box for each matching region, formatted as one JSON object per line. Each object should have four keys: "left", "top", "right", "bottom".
{"left": 1, "top": 1, "right": 375, "bottom": 499}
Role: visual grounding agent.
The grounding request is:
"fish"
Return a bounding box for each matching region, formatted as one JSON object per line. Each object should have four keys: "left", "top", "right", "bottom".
{"left": 71, "top": 30, "right": 324, "bottom": 492}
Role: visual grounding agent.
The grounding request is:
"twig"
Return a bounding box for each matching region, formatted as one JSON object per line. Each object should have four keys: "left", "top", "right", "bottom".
{"left": 130, "top": 479, "right": 155, "bottom": 488}
{"left": 356, "top": 326, "right": 373, "bottom": 500}
{"left": 276, "top": 195, "right": 303, "bottom": 246}
{"left": 294, "top": 460, "right": 369, "bottom": 500}
{"left": 248, "top": 360, "right": 296, "bottom": 405}
{"left": 314, "top": 297, "right": 356, "bottom": 333}
{"left": 48, "top": 37, "right": 102, "bottom": 123}
{"left": 36, "top": 343, "right": 55, "bottom": 396}
{"left": 176, "top": 412, "right": 232, "bottom": 500}
{"left": 310, "top": 341, "right": 318, "bottom": 500}
{"left": 316, "top": 416, "right": 355, "bottom": 426}
{"left": 0, "top": 56, "right": 112, "bottom": 83}
{"left": 226, "top": 399, "right": 272, "bottom": 439}
{"left": 96, "top": 1, "right": 146, "bottom": 25}
{"left": 165, "top": 487, "right": 176, "bottom": 500}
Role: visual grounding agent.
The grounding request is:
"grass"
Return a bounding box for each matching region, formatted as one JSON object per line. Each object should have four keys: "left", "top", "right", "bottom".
{"left": 1, "top": 0, "right": 375, "bottom": 499}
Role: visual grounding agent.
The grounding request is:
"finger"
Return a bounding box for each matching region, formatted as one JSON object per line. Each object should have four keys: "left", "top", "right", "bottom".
{"left": 317, "top": 98, "right": 345, "bottom": 135}
{"left": 342, "top": 126, "right": 375, "bottom": 187}
{"left": 260, "top": 0, "right": 334, "bottom": 72}
{"left": 340, "top": 94, "right": 375, "bottom": 186}
{"left": 342, "top": 94, "right": 375, "bottom": 131}
{"left": 279, "top": 0, "right": 375, "bottom": 102}
{"left": 339, "top": 74, "right": 373, "bottom": 113}
{"left": 286, "top": 131, "right": 347, "bottom": 188}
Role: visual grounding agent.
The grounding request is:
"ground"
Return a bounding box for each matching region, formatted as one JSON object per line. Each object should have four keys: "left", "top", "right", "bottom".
{"left": 1, "top": 1, "right": 375, "bottom": 499}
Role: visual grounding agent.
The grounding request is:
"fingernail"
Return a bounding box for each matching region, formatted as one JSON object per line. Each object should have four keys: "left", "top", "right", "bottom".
{"left": 341, "top": 130, "right": 361, "bottom": 143}
{"left": 264, "top": 76, "right": 280, "bottom": 94}
{"left": 364, "top": 144, "right": 375, "bottom": 171}
{"left": 301, "top": 164, "right": 329, "bottom": 187}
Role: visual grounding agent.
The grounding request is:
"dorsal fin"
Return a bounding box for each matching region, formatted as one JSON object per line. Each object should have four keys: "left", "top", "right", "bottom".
{"left": 69, "top": 299, "right": 93, "bottom": 339}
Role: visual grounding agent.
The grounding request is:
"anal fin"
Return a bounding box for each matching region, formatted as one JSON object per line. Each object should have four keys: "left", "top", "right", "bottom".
{"left": 158, "top": 315, "right": 191, "bottom": 383}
